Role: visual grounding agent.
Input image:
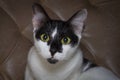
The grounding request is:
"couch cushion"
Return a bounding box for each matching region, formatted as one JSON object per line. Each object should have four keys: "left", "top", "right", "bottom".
{"left": 0, "top": 0, "right": 39, "bottom": 31}
{"left": 82, "top": 7, "right": 120, "bottom": 77}
{"left": 83, "top": 0, "right": 120, "bottom": 77}
{"left": 0, "top": 7, "right": 32, "bottom": 80}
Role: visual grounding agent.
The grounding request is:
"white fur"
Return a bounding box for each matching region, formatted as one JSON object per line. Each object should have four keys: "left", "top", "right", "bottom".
{"left": 52, "top": 28, "right": 57, "bottom": 38}
{"left": 25, "top": 46, "right": 119, "bottom": 80}
{"left": 34, "top": 37, "right": 51, "bottom": 59}
{"left": 25, "top": 46, "right": 83, "bottom": 80}
{"left": 53, "top": 45, "right": 78, "bottom": 61}
{"left": 25, "top": 34, "right": 119, "bottom": 80}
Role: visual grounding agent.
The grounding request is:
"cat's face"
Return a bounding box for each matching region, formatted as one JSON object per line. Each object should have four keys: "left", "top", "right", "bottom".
{"left": 32, "top": 3, "right": 87, "bottom": 64}
{"left": 34, "top": 20, "right": 80, "bottom": 64}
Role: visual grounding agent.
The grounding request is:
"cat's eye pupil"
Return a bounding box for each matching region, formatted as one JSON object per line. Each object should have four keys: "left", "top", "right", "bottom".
{"left": 63, "top": 38, "right": 68, "bottom": 43}
{"left": 61, "top": 37, "right": 71, "bottom": 45}
{"left": 40, "top": 33, "right": 50, "bottom": 42}
{"left": 43, "top": 35, "right": 47, "bottom": 40}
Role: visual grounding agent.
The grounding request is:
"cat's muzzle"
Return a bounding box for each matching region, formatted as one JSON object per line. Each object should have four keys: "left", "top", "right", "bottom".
{"left": 47, "top": 58, "right": 58, "bottom": 64}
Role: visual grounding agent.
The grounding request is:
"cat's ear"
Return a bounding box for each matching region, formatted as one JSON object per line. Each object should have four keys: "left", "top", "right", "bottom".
{"left": 32, "top": 3, "right": 50, "bottom": 31}
{"left": 69, "top": 9, "right": 87, "bottom": 34}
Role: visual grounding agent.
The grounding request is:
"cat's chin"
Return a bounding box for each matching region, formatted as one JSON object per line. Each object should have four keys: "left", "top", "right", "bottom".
{"left": 47, "top": 58, "right": 59, "bottom": 64}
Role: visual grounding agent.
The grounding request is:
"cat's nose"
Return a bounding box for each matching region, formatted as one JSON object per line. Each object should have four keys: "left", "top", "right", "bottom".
{"left": 49, "top": 48, "right": 57, "bottom": 57}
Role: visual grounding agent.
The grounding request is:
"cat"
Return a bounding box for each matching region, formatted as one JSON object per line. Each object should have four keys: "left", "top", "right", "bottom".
{"left": 25, "top": 3, "right": 119, "bottom": 80}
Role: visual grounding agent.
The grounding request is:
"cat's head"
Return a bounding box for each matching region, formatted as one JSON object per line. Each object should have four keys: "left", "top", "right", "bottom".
{"left": 32, "top": 3, "right": 87, "bottom": 64}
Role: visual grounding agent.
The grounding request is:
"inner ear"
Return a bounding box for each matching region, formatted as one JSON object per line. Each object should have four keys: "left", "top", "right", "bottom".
{"left": 32, "top": 3, "right": 50, "bottom": 31}
{"left": 68, "top": 9, "right": 87, "bottom": 34}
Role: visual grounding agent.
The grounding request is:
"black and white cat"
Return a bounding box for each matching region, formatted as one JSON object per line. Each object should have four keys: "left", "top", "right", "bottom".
{"left": 25, "top": 3, "right": 119, "bottom": 80}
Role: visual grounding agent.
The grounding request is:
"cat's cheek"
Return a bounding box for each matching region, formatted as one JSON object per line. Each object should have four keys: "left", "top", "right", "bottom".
{"left": 62, "top": 45, "right": 78, "bottom": 60}
{"left": 54, "top": 53, "right": 65, "bottom": 61}
{"left": 53, "top": 45, "right": 71, "bottom": 61}
{"left": 62, "top": 45, "right": 74, "bottom": 60}
{"left": 35, "top": 40, "right": 51, "bottom": 59}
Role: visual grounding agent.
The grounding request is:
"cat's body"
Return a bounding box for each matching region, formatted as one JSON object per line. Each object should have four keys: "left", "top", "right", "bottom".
{"left": 26, "top": 46, "right": 82, "bottom": 80}
{"left": 26, "top": 46, "right": 118, "bottom": 80}
{"left": 25, "top": 3, "right": 119, "bottom": 80}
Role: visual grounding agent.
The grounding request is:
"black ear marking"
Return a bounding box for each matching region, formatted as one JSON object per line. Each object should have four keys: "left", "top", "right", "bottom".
{"left": 32, "top": 3, "right": 50, "bottom": 31}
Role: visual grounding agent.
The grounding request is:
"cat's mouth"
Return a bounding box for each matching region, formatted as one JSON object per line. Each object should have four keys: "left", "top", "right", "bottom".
{"left": 47, "top": 58, "right": 58, "bottom": 64}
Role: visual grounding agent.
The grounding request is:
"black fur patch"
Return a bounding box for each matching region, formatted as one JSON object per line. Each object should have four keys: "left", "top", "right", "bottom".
{"left": 35, "top": 20, "right": 79, "bottom": 56}
{"left": 82, "top": 58, "right": 97, "bottom": 72}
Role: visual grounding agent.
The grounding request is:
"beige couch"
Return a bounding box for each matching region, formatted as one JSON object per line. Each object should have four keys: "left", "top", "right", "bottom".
{"left": 0, "top": 0, "right": 120, "bottom": 80}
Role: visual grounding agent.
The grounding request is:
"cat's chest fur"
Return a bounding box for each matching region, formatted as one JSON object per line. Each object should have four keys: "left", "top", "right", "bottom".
{"left": 27, "top": 46, "right": 83, "bottom": 80}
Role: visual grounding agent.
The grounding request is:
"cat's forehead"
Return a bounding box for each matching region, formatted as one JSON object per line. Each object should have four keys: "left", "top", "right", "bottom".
{"left": 38, "top": 20, "right": 73, "bottom": 34}
{"left": 45, "top": 20, "right": 65, "bottom": 27}
{"left": 44, "top": 20, "right": 68, "bottom": 30}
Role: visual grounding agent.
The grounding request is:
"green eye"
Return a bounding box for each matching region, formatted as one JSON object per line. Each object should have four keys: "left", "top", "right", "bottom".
{"left": 40, "top": 33, "right": 50, "bottom": 42}
{"left": 61, "top": 37, "right": 71, "bottom": 45}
